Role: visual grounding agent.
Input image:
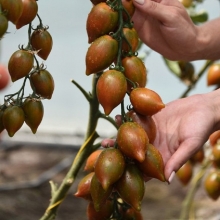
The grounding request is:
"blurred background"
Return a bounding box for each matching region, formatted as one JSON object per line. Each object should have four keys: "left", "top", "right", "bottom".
{"left": 0, "top": 1, "right": 220, "bottom": 220}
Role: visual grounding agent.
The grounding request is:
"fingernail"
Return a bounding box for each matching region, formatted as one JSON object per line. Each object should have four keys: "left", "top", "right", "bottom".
{"left": 168, "top": 171, "right": 175, "bottom": 184}
{"left": 134, "top": 0, "right": 145, "bottom": 5}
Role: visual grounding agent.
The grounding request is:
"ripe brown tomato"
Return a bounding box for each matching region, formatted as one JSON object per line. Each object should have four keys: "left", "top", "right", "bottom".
{"left": 87, "top": 200, "right": 114, "bottom": 220}
{"left": 122, "top": 0, "right": 135, "bottom": 20}
{"left": 115, "top": 164, "right": 145, "bottom": 212}
{"left": 190, "top": 148, "right": 204, "bottom": 164}
{"left": 209, "top": 130, "right": 220, "bottom": 146}
{"left": 0, "top": 64, "right": 10, "bottom": 90}
{"left": 8, "top": 49, "right": 34, "bottom": 82}
{"left": 86, "top": 3, "right": 118, "bottom": 43}
{"left": 74, "top": 172, "right": 94, "bottom": 201}
{"left": 204, "top": 170, "right": 220, "bottom": 200}
{"left": 0, "top": 109, "right": 5, "bottom": 133}
{"left": 122, "top": 56, "right": 147, "bottom": 93}
{"left": 96, "top": 70, "right": 127, "bottom": 115}
{"left": 130, "top": 87, "right": 165, "bottom": 116}
{"left": 117, "top": 121, "right": 149, "bottom": 162}
{"left": 22, "top": 98, "right": 44, "bottom": 134}
{"left": 126, "top": 110, "right": 156, "bottom": 143}
{"left": 122, "top": 28, "right": 139, "bottom": 53}
{"left": 0, "top": 13, "right": 8, "bottom": 38}
{"left": 176, "top": 161, "right": 193, "bottom": 186}
{"left": 207, "top": 63, "right": 220, "bottom": 86}
{"left": 94, "top": 148, "right": 125, "bottom": 190}
{"left": 137, "top": 143, "right": 165, "bottom": 182}
{"left": 90, "top": 174, "right": 113, "bottom": 212}
{"left": 30, "top": 69, "right": 54, "bottom": 99}
{"left": 120, "top": 207, "right": 143, "bottom": 220}
{"left": 212, "top": 143, "right": 220, "bottom": 169}
{"left": 3, "top": 105, "right": 25, "bottom": 137}
{"left": 30, "top": 28, "right": 53, "bottom": 60}
{"left": 84, "top": 149, "right": 103, "bottom": 172}
{"left": 85, "top": 35, "right": 118, "bottom": 75}
{"left": 16, "top": 0, "right": 38, "bottom": 29}
{"left": 0, "top": 0, "right": 23, "bottom": 24}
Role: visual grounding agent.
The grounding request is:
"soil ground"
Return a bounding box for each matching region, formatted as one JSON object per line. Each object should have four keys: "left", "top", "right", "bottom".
{"left": 0, "top": 144, "right": 219, "bottom": 220}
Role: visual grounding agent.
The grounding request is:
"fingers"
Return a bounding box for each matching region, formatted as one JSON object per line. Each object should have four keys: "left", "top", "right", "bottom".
{"left": 164, "top": 139, "right": 202, "bottom": 181}
{"left": 132, "top": 0, "right": 182, "bottom": 23}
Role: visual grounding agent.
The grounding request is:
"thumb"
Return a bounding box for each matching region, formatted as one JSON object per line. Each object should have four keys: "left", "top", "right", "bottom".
{"left": 132, "top": 0, "right": 179, "bottom": 22}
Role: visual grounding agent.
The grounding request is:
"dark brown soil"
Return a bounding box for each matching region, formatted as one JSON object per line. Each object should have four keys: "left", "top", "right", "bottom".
{"left": 0, "top": 144, "right": 219, "bottom": 220}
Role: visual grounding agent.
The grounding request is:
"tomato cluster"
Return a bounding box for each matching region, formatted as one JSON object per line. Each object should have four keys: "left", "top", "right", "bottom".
{"left": 0, "top": 0, "right": 54, "bottom": 137}
{"left": 75, "top": 0, "right": 167, "bottom": 219}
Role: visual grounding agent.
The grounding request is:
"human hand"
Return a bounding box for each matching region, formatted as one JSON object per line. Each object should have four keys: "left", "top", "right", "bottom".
{"left": 132, "top": 0, "right": 199, "bottom": 61}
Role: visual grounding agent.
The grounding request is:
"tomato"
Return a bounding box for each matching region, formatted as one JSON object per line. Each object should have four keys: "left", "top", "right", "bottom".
{"left": 3, "top": 105, "right": 25, "bottom": 137}
{"left": 74, "top": 172, "right": 94, "bottom": 201}
{"left": 204, "top": 171, "right": 220, "bottom": 200}
{"left": 86, "top": 3, "right": 118, "bottom": 43}
{"left": 22, "top": 98, "right": 44, "bottom": 134}
{"left": 207, "top": 63, "right": 220, "bottom": 86}
{"left": 190, "top": 148, "right": 204, "bottom": 164}
{"left": 90, "top": 174, "right": 113, "bottom": 212}
{"left": 0, "top": 13, "right": 8, "bottom": 38}
{"left": 137, "top": 143, "right": 165, "bottom": 182}
{"left": 30, "top": 28, "right": 53, "bottom": 60}
{"left": 8, "top": 49, "right": 34, "bottom": 82}
{"left": 122, "top": 28, "right": 139, "bottom": 53}
{"left": 178, "top": 0, "right": 193, "bottom": 8}
{"left": 30, "top": 69, "right": 54, "bottom": 99}
{"left": 96, "top": 70, "right": 127, "bottom": 115}
{"left": 94, "top": 148, "right": 125, "bottom": 190}
{"left": 87, "top": 200, "right": 113, "bottom": 220}
{"left": 84, "top": 149, "right": 104, "bottom": 172}
{"left": 122, "top": 0, "right": 135, "bottom": 19}
{"left": 178, "top": 61, "right": 195, "bottom": 83}
{"left": 176, "top": 161, "right": 193, "bottom": 186}
{"left": 85, "top": 35, "right": 118, "bottom": 75}
{"left": 16, "top": 0, "right": 38, "bottom": 29}
{"left": 126, "top": 110, "right": 156, "bottom": 143}
{"left": 212, "top": 143, "right": 220, "bottom": 169}
{"left": 0, "top": 64, "right": 10, "bottom": 90}
{"left": 0, "top": 109, "right": 5, "bottom": 133}
{"left": 117, "top": 121, "right": 149, "bottom": 162}
{"left": 0, "top": 0, "right": 23, "bottom": 24}
{"left": 121, "top": 56, "right": 147, "bottom": 93}
{"left": 115, "top": 164, "right": 145, "bottom": 212}
{"left": 130, "top": 87, "right": 165, "bottom": 116}
{"left": 209, "top": 130, "right": 220, "bottom": 146}
{"left": 121, "top": 207, "right": 143, "bottom": 220}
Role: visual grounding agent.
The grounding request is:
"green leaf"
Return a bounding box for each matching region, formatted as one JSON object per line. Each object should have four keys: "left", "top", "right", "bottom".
{"left": 163, "top": 57, "right": 181, "bottom": 77}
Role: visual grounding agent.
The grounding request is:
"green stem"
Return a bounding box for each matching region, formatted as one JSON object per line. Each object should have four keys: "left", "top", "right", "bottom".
{"left": 180, "top": 60, "right": 214, "bottom": 98}
{"left": 179, "top": 158, "right": 211, "bottom": 220}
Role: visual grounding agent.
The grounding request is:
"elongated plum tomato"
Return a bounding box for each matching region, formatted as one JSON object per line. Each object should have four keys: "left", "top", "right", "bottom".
{"left": 207, "top": 63, "right": 220, "bottom": 86}
{"left": 122, "top": 0, "right": 135, "bottom": 19}
{"left": 87, "top": 200, "right": 114, "bottom": 220}
{"left": 0, "top": 0, "right": 23, "bottom": 24}
{"left": 204, "top": 171, "right": 220, "bottom": 200}
{"left": 176, "top": 161, "right": 193, "bottom": 186}
{"left": 209, "top": 130, "right": 220, "bottom": 146}
{"left": 96, "top": 70, "right": 127, "bottom": 115}
{"left": 126, "top": 110, "right": 156, "bottom": 143}
{"left": 8, "top": 49, "right": 34, "bottom": 82}
{"left": 74, "top": 172, "right": 94, "bottom": 201}
{"left": 122, "top": 56, "right": 147, "bottom": 93}
{"left": 3, "top": 105, "right": 25, "bottom": 137}
{"left": 22, "top": 98, "right": 44, "bottom": 134}
{"left": 137, "top": 144, "right": 165, "bottom": 182}
{"left": 94, "top": 148, "right": 125, "bottom": 190}
{"left": 130, "top": 87, "right": 165, "bottom": 116}
{"left": 212, "top": 143, "right": 220, "bottom": 169}
{"left": 0, "top": 13, "right": 8, "bottom": 38}
{"left": 0, "top": 109, "right": 5, "bottom": 133}
{"left": 122, "top": 28, "right": 139, "bottom": 53}
{"left": 84, "top": 149, "right": 104, "bottom": 172}
{"left": 115, "top": 164, "right": 145, "bottom": 212}
{"left": 87, "top": 3, "right": 118, "bottom": 43}
{"left": 120, "top": 207, "right": 143, "bottom": 220}
{"left": 86, "top": 35, "right": 118, "bottom": 75}
{"left": 16, "top": 0, "right": 38, "bottom": 29}
{"left": 90, "top": 174, "right": 113, "bottom": 212}
{"left": 30, "top": 28, "right": 53, "bottom": 60}
{"left": 0, "top": 65, "right": 10, "bottom": 90}
{"left": 30, "top": 69, "right": 54, "bottom": 99}
{"left": 117, "top": 121, "right": 149, "bottom": 162}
